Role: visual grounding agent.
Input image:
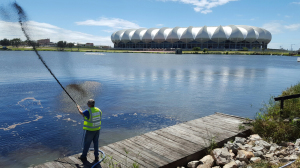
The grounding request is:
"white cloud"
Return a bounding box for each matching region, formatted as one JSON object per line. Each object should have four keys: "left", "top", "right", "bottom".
{"left": 291, "top": 1, "right": 300, "bottom": 4}
{"left": 156, "top": 24, "right": 164, "bottom": 27}
{"left": 284, "top": 24, "right": 300, "bottom": 31}
{"left": 0, "top": 20, "right": 112, "bottom": 46}
{"left": 262, "top": 21, "right": 283, "bottom": 34}
{"left": 75, "top": 17, "right": 141, "bottom": 32}
{"left": 158, "top": 0, "right": 238, "bottom": 14}
{"left": 262, "top": 21, "right": 300, "bottom": 34}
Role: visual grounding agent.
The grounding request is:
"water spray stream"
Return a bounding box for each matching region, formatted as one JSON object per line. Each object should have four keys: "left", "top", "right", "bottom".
{"left": 12, "top": 2, "right": 78, "bottom": 105}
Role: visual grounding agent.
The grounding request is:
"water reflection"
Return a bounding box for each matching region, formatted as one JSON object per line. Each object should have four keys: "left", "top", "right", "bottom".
{"left": 111, "top": 65, "right": 266, "bottom": 90}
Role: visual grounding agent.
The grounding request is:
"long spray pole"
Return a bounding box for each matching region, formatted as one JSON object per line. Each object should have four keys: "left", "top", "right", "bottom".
{"left": 12, "top": 3, "right": 106, "bottom": 167}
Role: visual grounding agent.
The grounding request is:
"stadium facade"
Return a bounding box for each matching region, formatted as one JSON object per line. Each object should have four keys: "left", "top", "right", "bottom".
{"left": 111, "top": 25, "right": 272, "bottom": 50}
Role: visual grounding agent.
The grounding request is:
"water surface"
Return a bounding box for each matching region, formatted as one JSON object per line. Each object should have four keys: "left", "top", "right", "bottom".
{"left": 0, "top": 51, "right": 299, "bottom": 167}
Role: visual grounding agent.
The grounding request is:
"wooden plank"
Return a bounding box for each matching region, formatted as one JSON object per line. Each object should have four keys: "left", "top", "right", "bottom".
{"left": 182, "top": 121, "right": 237, "bottom": 138}
{"left": 274, "top": 94, "right": 300, "bottom": 101}
{"left": 34, "top": 164, "right": 49, "bottom": 168}
{"left": 59, "top": 156, "right": 77, "bottom": 168}
{"left": 214, "top": 113, "right": 252, "bottom": 130}
{"left": 156, "top": 128, "right": 202, "bottom": 147}
{"left": 52, "top": 161, "right": 65, "bottom": 168}
{"left": 207, "top": 115, "right": 244, "bottom": 125}
{"left": 44, "top": 162, "right": 57, "bottom": 168}
{"left": 141, "top": 134, "right": 189, "bottom": 156}
{"left": 35, "top": 164, "right": 49, "bottom": 168}
{"left": 101, "top": 145, "right": 136, "bottom": 168}
{"left": 107, "top": 141, "right": 156, "bottom": 168}
{"left": 204, "top": 116, "right": 247, "bottom": 132}
{"left": 86, "top": 151, "right": 95, "bottom": 163}
{"left": 55, "top": 157, "right": 74, "bottom": 168}
{"left": 168, "top": 123, "right": 220, "bottom": 141}
{"left": 153, "top": 129, "right": 201, "bottom": 152}
{"left": 188, "top": 117, "right": 241, "bottom": 133}
{"left": 128, "top": 135, "right": 183, "bottom": 161}
{"left": 119, "top": 138, "right": 169, "bottom": 167}
{"left": 107, "top": 142, "right": 149, "bottom": 168}
{"left": 215, "top": 112, "right": 250, "bottom": 121}
{"left": 126, "top": 136, "right": 176, "bottom": 162}
{"left": 144, "top": 131, "right": 194, "bottom": 154}
{"left": 159, "top": 126, "right": 208, "bottom": 147}
{"left": 179, "top": 123, "right": 230, "bottom": 142}
{"left": 68, "top": 155, "right": 84, "bottom": 167}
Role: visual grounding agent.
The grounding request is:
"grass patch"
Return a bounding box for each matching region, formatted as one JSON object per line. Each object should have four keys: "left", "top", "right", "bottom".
{"left": 102, "top": 148, "right": 140, "bottom": 168}
{"left": 201, "top": 128, "right": 219, "bottom": 154}
{"left": 251, "top": 82, "right": 300, "bottom": 143}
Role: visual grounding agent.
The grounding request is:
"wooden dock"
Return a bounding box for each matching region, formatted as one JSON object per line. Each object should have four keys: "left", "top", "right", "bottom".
{"left": 31, "top": 112, "right": 251, "bottom": 168}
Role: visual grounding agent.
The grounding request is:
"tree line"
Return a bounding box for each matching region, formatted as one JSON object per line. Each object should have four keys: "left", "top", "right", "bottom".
{"left": 0, "top": 38, "right": 41, "bottom": 48}
{"left": 56, "top": 41, "right": 75, "bottom": 51}
{"left": 0, "top": 38, "right": 75, "bottom": 50}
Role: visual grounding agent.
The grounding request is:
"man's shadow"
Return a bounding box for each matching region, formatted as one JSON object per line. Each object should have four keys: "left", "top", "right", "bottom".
{"left": 78, "top": 160, "right": 102, "bottom": 168}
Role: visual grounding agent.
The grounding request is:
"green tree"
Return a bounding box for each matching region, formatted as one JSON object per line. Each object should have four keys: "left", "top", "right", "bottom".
{"left": 77, "top": 43, "right": 80, "bottom": 51}
{"left": 0, "top": 38, "right": 10, "bottom": 46}
{"left": 68, "top": 43, "right": 74, "bottom": 51}
{"left": 10, "top": 38, "right": 22, "bottom": 48}
{"left": 192, "top": 47, "right": 201, "bottom": 51}
{"left": 203, "top": 48, "right": 208, "bottom": 53}
{"left": 243, "top": 47, "right": 248, "bottom": 51}
{"left": 57, "top": 41, "right": 67, "bottom": 50}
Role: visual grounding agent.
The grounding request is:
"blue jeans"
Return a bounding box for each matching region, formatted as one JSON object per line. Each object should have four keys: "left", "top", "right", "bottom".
{"left": 82, "top": 130, "right": 100, "bottom": 158}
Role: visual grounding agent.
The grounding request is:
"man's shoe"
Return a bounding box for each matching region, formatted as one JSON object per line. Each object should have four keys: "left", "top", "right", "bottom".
{"left": 78, "top": 155, "right": 87, "bottom": 162}
{"left": 94, "top": 157, "right": 99, "bottom": 162}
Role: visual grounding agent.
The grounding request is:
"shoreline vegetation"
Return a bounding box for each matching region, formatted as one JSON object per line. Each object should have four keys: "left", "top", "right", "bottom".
{"left": 0, "top": 46, "right": 299, "bottom": 56}
{"left": 183, "top": 82, "right": 300, "bottom": 168}
{"left": 252, "top": 82, "right": 300, "bottom": 144}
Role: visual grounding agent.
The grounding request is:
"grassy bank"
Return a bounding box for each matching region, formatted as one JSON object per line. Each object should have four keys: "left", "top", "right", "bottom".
{"left": 2, "top": 46, "right": 130, "bottom": 52}
{"left": 1, "top": 46, "right": 299, "bottom": 56}
{"left": 251, "top": 82, "right": 300, "bottom": 143}
{"left": 183, "top": 50, "right": 299, "bottom": 56}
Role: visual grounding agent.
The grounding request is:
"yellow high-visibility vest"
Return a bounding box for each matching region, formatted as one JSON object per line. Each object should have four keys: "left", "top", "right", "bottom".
{"left": 83, "top": 107, "right": 102, "bottom": 131}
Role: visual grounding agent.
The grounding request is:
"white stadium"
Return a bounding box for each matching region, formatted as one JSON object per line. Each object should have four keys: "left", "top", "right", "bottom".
{"left": 111, "top": 25, "right": 272, "bottom": 50}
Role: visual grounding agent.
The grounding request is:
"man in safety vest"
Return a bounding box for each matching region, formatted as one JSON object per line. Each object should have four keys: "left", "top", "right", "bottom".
{"left": 77, "top": 99, "right": 102, "bottom": 162}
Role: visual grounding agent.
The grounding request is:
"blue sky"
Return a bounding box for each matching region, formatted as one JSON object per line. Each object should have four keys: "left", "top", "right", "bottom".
{"left": 0, "top": 0, "right": 299, "bottom": 50}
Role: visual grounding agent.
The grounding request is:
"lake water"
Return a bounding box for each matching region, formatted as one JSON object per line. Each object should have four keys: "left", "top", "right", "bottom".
{"left": 0, "top": 51, "right": 299, "bottom": 167}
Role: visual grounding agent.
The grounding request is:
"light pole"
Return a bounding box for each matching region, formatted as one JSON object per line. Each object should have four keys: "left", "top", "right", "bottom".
{"left": 291, "top": 44, "right": 295, "bottom": 51}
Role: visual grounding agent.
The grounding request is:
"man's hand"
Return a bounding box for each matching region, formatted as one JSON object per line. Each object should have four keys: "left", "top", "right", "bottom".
{"left": 77, "top": 104, "right": 84, "bottom": 116}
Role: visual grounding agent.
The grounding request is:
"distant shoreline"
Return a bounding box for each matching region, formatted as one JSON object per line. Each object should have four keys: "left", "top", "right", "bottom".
{"left": 0, "top": 47, "right": 299, "bottom": 56}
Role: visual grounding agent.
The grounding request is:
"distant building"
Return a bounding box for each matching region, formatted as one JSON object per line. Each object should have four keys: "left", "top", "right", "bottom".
{"left": 111, "top": 25, "right": 272, "bottom": 50}
{"left": 74, "top": 43, "right": 85, "bottom": 47}
{"left": 48, "top": 42, "right": 56, "bottom": 47}
{"left": 86, "top": 43, "right": 94, "bottom": 47}
{"left": 99, "top": 45, "right": 111, "bottom": 49}
{"left": 37, "top": 39, "right": 50, "bottom": 46}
